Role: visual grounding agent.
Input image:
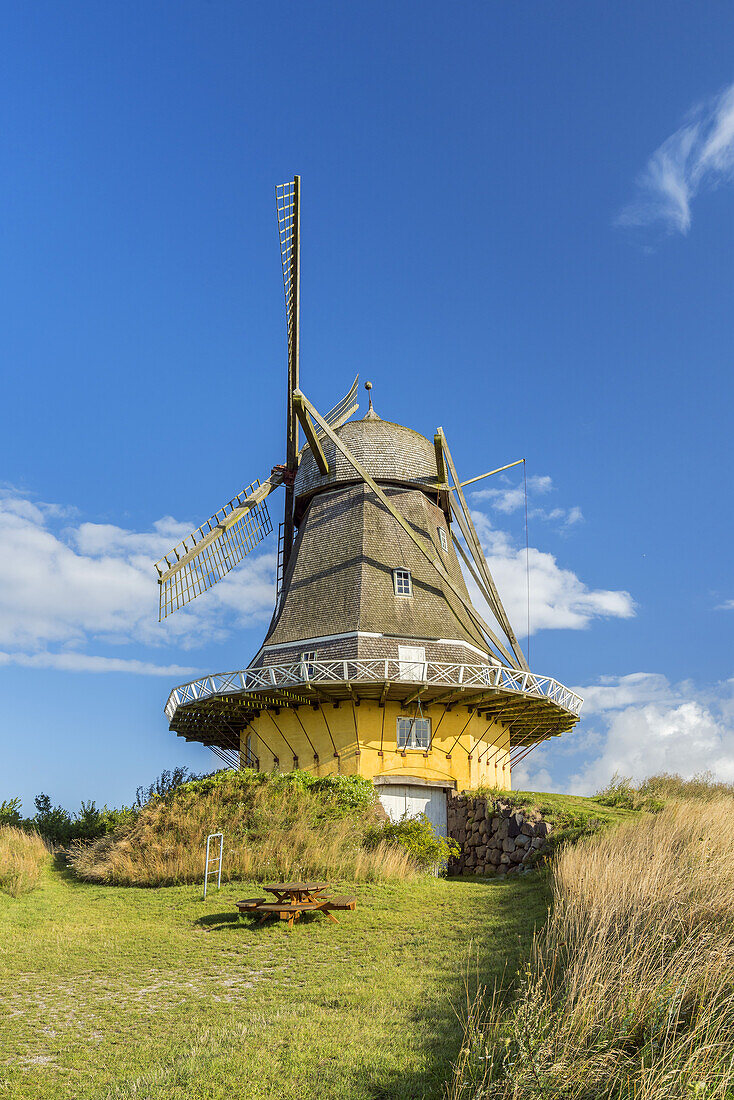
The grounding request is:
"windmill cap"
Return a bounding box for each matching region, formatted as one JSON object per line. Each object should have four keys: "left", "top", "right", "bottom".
{"left": 294, "top": 416, "right": 440, "bottom": 507}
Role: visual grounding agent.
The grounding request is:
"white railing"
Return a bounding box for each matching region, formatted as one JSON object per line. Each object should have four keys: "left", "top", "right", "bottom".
{"left": 165, "top": 659, "right": 583, "bottom": 721}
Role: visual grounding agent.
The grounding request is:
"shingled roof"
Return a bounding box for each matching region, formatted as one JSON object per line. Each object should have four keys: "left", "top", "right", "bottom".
{"left": 265, "top": 479, "right": 487, "bottom": 652}
{"left": 293, "top": 416, "right": 441, "bottom": 522}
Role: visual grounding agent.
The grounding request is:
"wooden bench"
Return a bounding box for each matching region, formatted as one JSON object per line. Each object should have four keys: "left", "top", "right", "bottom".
{"left": 235, "top": 897, "right": 267, "bottom": 912}
{"left": 255, "top": 901, "right": 325, "bottom": 928}
{"left": 322, "top": 895, "right": 357, "bottom": 911}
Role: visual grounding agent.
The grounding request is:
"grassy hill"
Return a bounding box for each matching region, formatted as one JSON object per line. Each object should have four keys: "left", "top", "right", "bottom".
{"left": 67, "top": 768, "right": 455, "bottom": 887}
{"left": 2, "top": 776, "right": 730, "bottom": 1099}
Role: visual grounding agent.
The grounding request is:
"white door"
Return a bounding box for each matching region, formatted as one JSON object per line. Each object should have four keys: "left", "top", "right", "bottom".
{"left": 378, "top": 784, "right": 447, "bottom": 837}
{"left": 398, "top": 645, "right": 426, "bottom": 680}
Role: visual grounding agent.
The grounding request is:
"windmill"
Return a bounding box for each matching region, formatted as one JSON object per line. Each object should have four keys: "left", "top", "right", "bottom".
{"left": 157, "top": 178, "right": 582, "bottom": 821}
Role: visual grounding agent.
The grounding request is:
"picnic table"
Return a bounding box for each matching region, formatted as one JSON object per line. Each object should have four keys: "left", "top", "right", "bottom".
{"left": 236, "top": 881, "right": 356, "bottom": 929}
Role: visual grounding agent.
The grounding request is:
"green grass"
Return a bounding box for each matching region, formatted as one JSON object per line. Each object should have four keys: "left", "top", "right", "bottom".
{"left": 0, "top": 859, "right": 549, "bottom": 1100}
{"left": 467, "top": 787, "right": 642, "bottom": 827}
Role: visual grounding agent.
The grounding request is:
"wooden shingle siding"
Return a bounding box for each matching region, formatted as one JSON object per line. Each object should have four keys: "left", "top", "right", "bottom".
{"left": 263, "top": 480, "right": 486, "bottom": 654}
{"left": 294, "top": 417, "right": 439, "bottom": 505}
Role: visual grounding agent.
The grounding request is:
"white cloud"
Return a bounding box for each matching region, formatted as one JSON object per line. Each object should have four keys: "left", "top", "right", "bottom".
{"left": 469, "top": 513, "right": 635, "bottom": 637}
{"left": 569, "top": 698, "right": 734, "bottom": 793}
{"left": 0, "top": 482, "right": 632, "bottom": 679}
{"left": 512, "top": 673, "right": 734, "bottom": 795}
{"left": 573, "top": 672, "right": 677, "bottom": 715}
{"left": 0, "top": 651, "right": 197, "bottom": 676}
{"left": 717, "top": 599, "right": 734, "bottom": 611}
{"left": 470, "top": 475, "right": 583, "bottom": 531}
{"left": 0, "top": 490, "right": 276, "bottom": 666}
{"left": 472, "top": 474, "right": 552, "bottom": 514}
{"left": 618, "top": 81, "right": 734, "bottom": 234}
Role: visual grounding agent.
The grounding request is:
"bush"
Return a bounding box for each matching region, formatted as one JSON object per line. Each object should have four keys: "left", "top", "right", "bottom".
{"left": 595, "top": 771, "right": 730, "bottom": 813}
{"left": 69, "top": 769, "right": 416, "bottom": 886}
{"left": 364, "top": 813, "right": 459, "bottom": 871}
{"left": 136, "top": 766, "right": 197, "bottom": 807}
{"left": 0, "top": 798, "right": 23, "bottom": 827}
{"left": 527, "top": 808, "right": 605, "bottom": 865}
{"left": 640, "top": 770, "right": 734, "bottom": 803}
{"left": 0, "top": 826, "right": 49, "bottom": 897}
{"left": 33, "top": 793, "right": 75, "bottom": 845}
{"left": 29, "top": 793, "right": 137, "bottom": 846}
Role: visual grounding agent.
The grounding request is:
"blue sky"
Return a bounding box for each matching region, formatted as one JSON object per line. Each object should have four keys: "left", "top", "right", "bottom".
{"left": 2, "top": 2, "right": 733, "bottom": 811}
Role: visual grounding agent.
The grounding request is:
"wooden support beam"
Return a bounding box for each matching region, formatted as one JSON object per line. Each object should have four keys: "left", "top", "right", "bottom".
{"left": 438, "top": 428, "right": 529, "bottom": 672}
{"left": 293, "top": 393, "right": 329, "bottom": 474}
{"left": 403, "top": 685, "right": 427, "bottom": 706}
{"left": 452, "top": 533, "right": 493, "bottom": 606}
{"left": 458, "top": 691, "right": 495, "bottom": 709}
{"left": 434, "top": 433, "right": 448, "bottom": 489}
{"left": 433, "top": 433, "right": 451, "bottom": 517}
{"left": 300, "top": 682, "right": 340, "bottom": 705}
{"left": 452, "top": 459, "right": 524, "bottom": 490}
{"left": 379, "top": 681, "right": 391, "bottom": 707}
{"left": 295, "top": 390, "right": 517, "bottom": 662}
{"left": 450, "top": 538, "right": 515, "bottom": 666}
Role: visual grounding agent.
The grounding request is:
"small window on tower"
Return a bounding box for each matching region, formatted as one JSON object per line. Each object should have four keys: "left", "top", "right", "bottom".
{"left": 300, "top": 650, "right": 318, "bottom": 678}
{"left": 393, "top": 569, "right": 412, "bottom": 597}
{"left": 438, "top": 527, "right": 448, "bottom": 552}
{"left": 397, "top": 715, "right": 431, "bottom": 750}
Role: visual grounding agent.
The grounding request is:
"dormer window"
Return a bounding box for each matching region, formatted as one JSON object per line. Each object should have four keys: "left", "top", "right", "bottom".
{"left": 438, "top": 527, "right": 448, "bottom": 552}
{"left": 393, "top": 569, "right": 412, "bottom": 597}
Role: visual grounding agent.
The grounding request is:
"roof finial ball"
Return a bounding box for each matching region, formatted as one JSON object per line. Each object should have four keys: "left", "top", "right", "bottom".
{"left": 365, "top": 380, "right": 374, "bottom": 414}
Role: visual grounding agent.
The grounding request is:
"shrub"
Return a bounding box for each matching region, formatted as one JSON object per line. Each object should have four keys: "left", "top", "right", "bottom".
{"left": 0, "top": 798, "right": 23, "bottom": 827}
{"left": 639, "top": 770, "right": 734, "bottom": 803}
{"left": 595, "top": 770, "right": 734, "bottom": 814}
{"left": 33, "top": 793, "right": 75, "bottom": 845}
{"left": 0, "top": 826, "right": 49, "bottom": 897}
{"left": 69, "top": 769, "right": 416, "bottom": 886}
{"left": 364, "top": 813, "right": 459, "bottom": 871}
{"left": 136, "top": 766, "right": 197, "bottom": 807}
{"left": 27, "top": 793, "right": 138, "bottom": 846}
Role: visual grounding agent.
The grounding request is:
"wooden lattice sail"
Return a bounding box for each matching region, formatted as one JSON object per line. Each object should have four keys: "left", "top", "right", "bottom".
{"left": 154, "top": 479, "right": 276, "bottom": 620}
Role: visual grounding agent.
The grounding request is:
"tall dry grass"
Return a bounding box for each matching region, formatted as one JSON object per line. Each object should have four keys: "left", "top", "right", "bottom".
{"left": 0, "top": 826, "right": 50, "bottom": 897}
{"left": 450, "top": 798, "right": 734, "bottom": 1099}
{"left": 597, "top": 770, "right": 734, "bottom": 811}
{"left": 69, "top": 776, "right": 417, "bottom": 886}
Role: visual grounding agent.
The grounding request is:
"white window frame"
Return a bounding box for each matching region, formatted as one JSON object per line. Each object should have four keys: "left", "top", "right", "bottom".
{"left": 438, "top": 527, "right": 448, "bottom": 552}
{"left": 397, "top": 715, "right": 432, "bottom": 751}
{"left": 398, "top": 645, "right": 426, "bottom": 680}
{"left": 393, "top": 568, "right": 412, "bottom": 597}
{"left": 300, "top": 650, "right": 318, "bottom": 678}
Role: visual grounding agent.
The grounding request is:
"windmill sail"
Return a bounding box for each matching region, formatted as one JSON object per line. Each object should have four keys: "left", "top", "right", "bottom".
{"left": 297, "top": 374, "right": 360, "bottom": 459}
{"left": 155, "top": 477, "right": 277, "bottom": 620}
{"left": 277, "top": 177, "right": 301, "bottom": 570}
{"left": 153, "top": 377, "right": 358, "bottom": 622}
{"left": 322, "top": 374, "right": 359, "bottom": 431}
{"left": 276, "top": 179, "right": 299, "bottom": 372}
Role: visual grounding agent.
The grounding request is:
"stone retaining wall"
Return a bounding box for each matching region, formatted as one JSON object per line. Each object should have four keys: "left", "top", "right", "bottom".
{"left": 447, "top": 793, "right": 553, "bottom": 877}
